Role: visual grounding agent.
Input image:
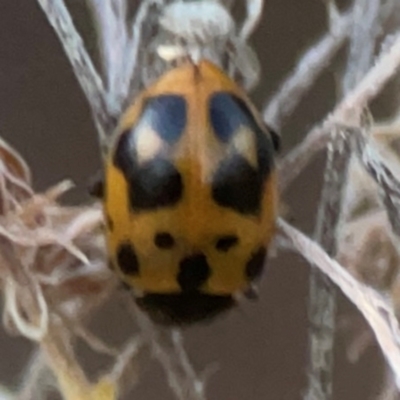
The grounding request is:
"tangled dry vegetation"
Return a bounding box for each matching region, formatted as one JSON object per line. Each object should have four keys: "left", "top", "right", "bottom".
{"left": 1, "top": 0, "right": 400, "bottom": 399}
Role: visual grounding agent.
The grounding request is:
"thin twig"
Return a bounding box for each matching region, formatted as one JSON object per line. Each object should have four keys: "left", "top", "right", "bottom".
{"left": 36, "top": 0, "right": 113, "bottom": 150}
{"left": 263, "top": 7, "right": 352, "bottom": 130}
{"left": 305, "top": 2, "right": 382, "bottom": 398}
{"left": 240, "top": 0, "right": 264, "bottom": 40}
{"left": 278, "top": 29, "right": 400, "bottom": 192}
{"left": 15, "top": 351, "right": 51, "bottom": 400}
{"left": 128, "top": 300, "right": 207, "bottom": 400}
{"left": 108, "top": 337, "right": 144, "bottom": 396}
{"left": 57, "top": 311, "right": 120, "bottom": 357}
{"left": 342, "top": 0, "right": 382, "bottom": 92}
{"left": 355, "top": 131, "right": 400, "bottom": 239}
{"left": 126, "top": 0, "right": 166, "bottom": 105}
{"left": 304, "top": 127, "right": 354, "bottom": 400}
{"left": 89, "top": 0, "right": 130, "bottom": 111}
{"left": 41, "top": 320, "right": 94, "bottom": 399}
{"left": 278, "top": 219, "right": 400, "bottom": 390}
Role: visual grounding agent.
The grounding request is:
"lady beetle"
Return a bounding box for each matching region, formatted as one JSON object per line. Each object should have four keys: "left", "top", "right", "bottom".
{"left": 104, "top": 59, "right": 279, "bottom": 325}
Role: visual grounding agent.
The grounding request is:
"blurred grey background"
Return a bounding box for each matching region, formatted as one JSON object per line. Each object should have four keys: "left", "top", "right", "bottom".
{"left": 0, "top": 0, "right": 391, "bottom": 399}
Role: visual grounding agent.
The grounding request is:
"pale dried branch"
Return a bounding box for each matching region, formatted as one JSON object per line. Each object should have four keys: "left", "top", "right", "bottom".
{"left": 89, "top": 0, "right": 129, "bottom": 109}
{"left": 305, "top": 127, "right": 353, "bottom": 400}
{"left": 15, "top": 351, "right": 53, "bottom": 400}
{"left": 36, "top": 0, "right": 112, "bottom": 149}
{"left": 337, "top": 210, "right": 400, "bottom": 292}
{"left": 128, "top": 299, "right": 207, "bottom": 400}
{"left": 263, "top": 7, "right": 352, "bottom": 130}
{"left": 278, "top": 219, "right": 400, "bottom": 390}
{"left": 313, "top": 129, "right": 355, "bottom": 253}
{"left": 264, "top": 0, "right": 398, "bottom": 131}
{"left": 355, "top": 128, "right": 400, "bottom": 239}
{"left": 107, "top": 337, "right": 144, "bottom": 395}
{"left": 278, "top": 29, "right": 400, "bottom": 192}
{"left": 89, "top": 0, "right": 165, "bottom": 113}
{"left": 305, "top": 1, "right": 382, "bottom": 397}
{"left": 0, "top": 134, "right": 123, "bottom": 399}
{"left": 125, "top": 0, "right": 166, "bottom": 104}
{"left": 335, "top": 31, "right": 400, "bottom": 122}
{"left": 41, "top": 318, "right": 116, "bottom": 400}
{"left": 342, "top": 0, "right": 382, "bottom": 92}
{"left": 240, "top": 0, "right": 264, "bottom": 40}
{"left": 57, "top": 311, "right": 119, "bottom": 357}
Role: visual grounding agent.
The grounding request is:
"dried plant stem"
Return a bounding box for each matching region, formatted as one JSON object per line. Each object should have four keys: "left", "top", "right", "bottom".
{"left": 89, "top": 0, "right": 130, "bottom": 108}
{"left": 278, "top": 219, "right": 400, "bottom": 390}
{"left": 129, "top": 300, "right": 206, "bottom": 400}
{"left": 240, "top": 0, "right": 264, "bottom": 40}
{"left": 341, "top": 0, "right": 382, "bottom": 93}
{"left": 277, "top": 124, "right": 331, "bottom": 191}
{"left": 125, "top": 0, "right": 166, "bottom": 105}
{"left": 279, "top": 29, "right": 400, "bottom": 192}
{"left": 334, "top": 31, "right": 400, "bottom": 122}
{"left": 89, "top": 0, "right": 164, "bottom": 112}
{"left": 42, "top": 319, "right": 116, "bottom": 400}
{"left": 305, "top": 1, "right": 381, "bottom": 397}
{"left": 304, "top": 128, "right": 353, "bottom": 400}
{"left": 42, "top": 328, "right": 90, "bottom": 398}
{"left": 58, "top": 312, "right": 119, "bottom": 357}
{"left": 355, "top": 131, "right": 400, "bottom": 240}
{"left": 108, "top": 338, "right": 144, "bottom": 395}
{"left": 263, "top": 7, "right": 352, "bottom": 130}
{"left": 36, "top": 0, "right": 112, "bottom": 149}
{"left": 16, "top": 351, "right": 50, "bottom": 400}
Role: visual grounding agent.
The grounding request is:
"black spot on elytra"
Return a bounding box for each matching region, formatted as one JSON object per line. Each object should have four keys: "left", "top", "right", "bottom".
{"left": 116, "top": 242, "right": 140, "bottom": 276}
{"left": 154, "top": 232, "right": 175, "bottom": 249}
{"left": 245, "top": 247, "right": 267, "bottom": 281}
{"left": 208, "top": 93, "right": 275, "bottom": 215}
{"left": 129, "top": 159, "right": 183, "bottom": 210}
{"left": 215, "top": 235, "right": 239, "bottom": 252}
{"left": 209, "top": 93, "right": 275, "bottom": 176}
{"left": 113, "top": 132, "right": 183, "bottom": 210}
{"left": 112, "top": 98, "right": 187, "bottom": 211}
{"left": 136, "top": 293, "right": 235, "bottom": 325}
{"left": 143, "top": 95, "right": 187, "bottom": 144}
{"left": 178, "top": 254, "right": 211, "bottom": 292}
{"left": 212, "top": 155, "right": 264, "bottom": 214}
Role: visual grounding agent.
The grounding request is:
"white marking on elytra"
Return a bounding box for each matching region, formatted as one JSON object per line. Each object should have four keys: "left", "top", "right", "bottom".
{"left": 135, "top": 124, "right": 165, "bottom": 164}
{"left": 231, "top": 127, "right": 258, "bottom": 168}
